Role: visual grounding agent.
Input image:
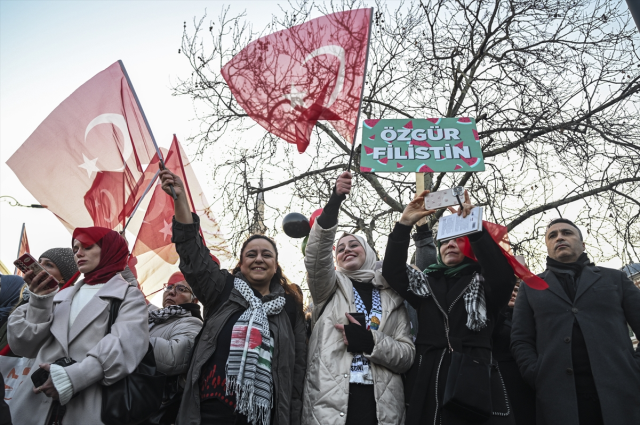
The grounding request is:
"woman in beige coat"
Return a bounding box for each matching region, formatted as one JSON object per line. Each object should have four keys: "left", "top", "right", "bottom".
{"left": 303, "top": 171, "right": 415, "bottom": 425}
{"left": 7, "top": 227, "right": 149, "bottom": 425}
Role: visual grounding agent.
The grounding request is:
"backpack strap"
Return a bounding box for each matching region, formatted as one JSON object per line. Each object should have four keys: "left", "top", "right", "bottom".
{"left": 106, "top": 299, "right": 123, "bottom": 335}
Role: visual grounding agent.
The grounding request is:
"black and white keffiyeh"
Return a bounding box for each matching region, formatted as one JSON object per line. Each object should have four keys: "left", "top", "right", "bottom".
{"left": 349, "top": 287, "right": 382, "bottom": 385}
{"left": 148, "top": 305, "right": 192, "bottom": 330}
{"left": 226, "top": 277, "right": 285, "bottom": 425}
{"left": 406, "top": 265, "right": 487, "bottom": 331}
{"left": 463, "top": 273, "right": 487, "bottom": 331}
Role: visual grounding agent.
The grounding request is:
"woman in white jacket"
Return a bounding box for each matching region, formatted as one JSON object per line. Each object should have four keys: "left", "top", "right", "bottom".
{"left": 302, "top": 171, "right": 415, "bottom": 425}
{"left": 8, "top": 227, "right": 149, "bottom": 425}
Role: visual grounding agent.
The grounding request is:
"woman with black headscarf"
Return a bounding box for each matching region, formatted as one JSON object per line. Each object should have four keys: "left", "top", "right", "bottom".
{"left": 382, "top": 190, "right": 516, "bottom": 425}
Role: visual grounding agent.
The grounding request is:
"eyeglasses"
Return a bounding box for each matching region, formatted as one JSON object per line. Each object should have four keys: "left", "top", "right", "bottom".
{"left": 163, "top": 284, "right": 193, "bottom": 295}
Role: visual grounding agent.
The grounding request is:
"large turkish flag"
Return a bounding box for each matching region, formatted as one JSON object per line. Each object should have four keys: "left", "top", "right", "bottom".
{"left": 221, "top": 9, "right": 372, "bottom": 153}
{"left": 6, "top": 61, "right": 157, "bottom": 231}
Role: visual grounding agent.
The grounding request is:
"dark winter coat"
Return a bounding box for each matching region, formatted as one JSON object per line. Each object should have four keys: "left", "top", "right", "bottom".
{"left": 511, "top": 265, "right": 640, "bottom": 425}
{"left": 172, "top": 214, "right": 307, "bottom": 425}
{"left": 383, "top": 223, "right": 516, "bottom": 425}
{"left": 492, "top": 307, "right": 536, "bottom": 425}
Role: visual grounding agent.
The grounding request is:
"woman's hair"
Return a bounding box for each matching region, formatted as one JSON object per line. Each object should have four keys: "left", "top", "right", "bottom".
{"left": 232, "top": 234, "right": 303, "bottom": 308}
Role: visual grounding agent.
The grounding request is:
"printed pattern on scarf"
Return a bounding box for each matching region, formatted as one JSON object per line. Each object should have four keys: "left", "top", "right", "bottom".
{"left": 349, "top": 286, "right": 381, "bottom": 385}
{"left": 226, "top": 278, "right": 285, "bottom": 425}
{"left": 463, "top": 273, "right": 487, "bottom": 331}
{"left": 148, "top": 305, "right": 192, "bottom": 330}
{"left": 406, "top": 265, "right": 487, "bottom": 331}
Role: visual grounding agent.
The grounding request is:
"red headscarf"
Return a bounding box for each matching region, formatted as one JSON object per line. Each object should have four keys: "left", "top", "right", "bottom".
{"left": 72, "top": 227, "right": 129, "bottom": 285}
{"left": 167, "top": 272, "right": 186, "bottom": 286}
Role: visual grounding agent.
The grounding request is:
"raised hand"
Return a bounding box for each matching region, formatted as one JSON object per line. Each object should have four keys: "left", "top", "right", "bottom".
{"left": 398, "top": 190, "right": 437, "bottom": 227}
{"left": 159, "top": 167, "right": 193, "bottom": 224}
{"left": 335, "top": 171, "right": 352, "bottom": 196}
{"left": 159, "top": 168, "right": 186, "bottom": 199}
{"left": 447, "top": 189, "right": 475, "bottom": 218}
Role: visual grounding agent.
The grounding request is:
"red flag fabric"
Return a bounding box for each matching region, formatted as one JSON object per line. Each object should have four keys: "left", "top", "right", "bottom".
{"left": 221, "top": 9, "right": 372, "bottom": 153}
{"left": 14, "top": 224, "right": 30, "bottom": 277}
{"left": 6, "top": 61, "right": 157, "bottom": 232}
{"left": 457, "top": 221, "right": 549, "bottom": 291}
{"left": 130, "top": 136, "right": 231, "bottom": 299}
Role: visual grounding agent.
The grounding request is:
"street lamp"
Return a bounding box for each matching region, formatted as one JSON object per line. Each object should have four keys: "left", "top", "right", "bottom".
{"left": 0, "top": 196, "right": 47, "bottom": 208}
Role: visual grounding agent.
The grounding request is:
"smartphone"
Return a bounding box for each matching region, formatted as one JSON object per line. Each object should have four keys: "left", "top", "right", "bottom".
{"left": 424, "top": 187, "right": 466, "bottom": 210}
{"left": 348, "top": 312, "right": 367, "bottom": 328}
{"left": 14, "top": 253, "right": 57, "bottom": 288}
{"left": 31, "top": 367, "right": 50, "bottom": 388}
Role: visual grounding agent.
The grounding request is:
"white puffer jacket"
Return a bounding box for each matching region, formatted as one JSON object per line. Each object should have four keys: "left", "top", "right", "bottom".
{"left": 148, "top": 305, "right": 203, "bottom": 376}
{"left": 302, "top": 221, "right": 414, "bottom": 425}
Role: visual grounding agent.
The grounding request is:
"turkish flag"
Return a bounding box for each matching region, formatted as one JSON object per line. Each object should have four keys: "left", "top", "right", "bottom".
{"left": 130, "top": 136, "right": 231, "bottom": 298}
{"left": 6, "top": 61, "right": 157, "bottom": 231}
{"left": 14, "top": 224, "right": 30, "bottom": 277}
{"left": 221, "top": 8, "right": 372, "bottom": 153}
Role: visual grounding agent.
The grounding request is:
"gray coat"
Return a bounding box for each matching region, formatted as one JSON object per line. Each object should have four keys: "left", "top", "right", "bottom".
{"left": 7, "top": 275, "right": 149, "bottom": 425}
{"left": 511, "top": 265, "right": 640, "bottom": 425}
{"left": 148, "top": 305, "right": 203, "bottom": 376}
{"left": 172, "top": 215, "right": 307, "bottom": 425}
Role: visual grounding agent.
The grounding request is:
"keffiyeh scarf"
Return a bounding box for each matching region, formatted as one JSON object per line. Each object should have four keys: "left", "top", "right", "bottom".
{"left": 226, "top": 278, "right": 285, "bottom": 425}
{"left": 349, "top": 287, "right": 382, "bottom": 385}
{"left": 148, "top": 305, "right": 192, "bottom": 330}
{"left": 406, "top": 265, "right": 488, "bottom": 331}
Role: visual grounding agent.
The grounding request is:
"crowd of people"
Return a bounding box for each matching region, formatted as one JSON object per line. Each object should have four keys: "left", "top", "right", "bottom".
{"left": 0, "top": 168, "right": 638, "bottom": 425}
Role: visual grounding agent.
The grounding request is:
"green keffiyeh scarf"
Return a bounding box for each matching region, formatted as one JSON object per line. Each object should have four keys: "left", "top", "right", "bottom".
{"left": 422, "top": 238, "right": 480, "bottom": 277}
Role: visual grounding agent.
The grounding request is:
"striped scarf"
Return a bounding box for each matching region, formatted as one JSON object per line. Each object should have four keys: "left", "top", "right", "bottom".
{"left": 226, "top": 278, "right": 285, "bottom": 425}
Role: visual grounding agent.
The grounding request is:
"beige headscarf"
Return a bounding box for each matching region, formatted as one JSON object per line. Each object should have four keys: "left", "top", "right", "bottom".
{"left": 335, "top": 233, "right": 377, "bottom": 283}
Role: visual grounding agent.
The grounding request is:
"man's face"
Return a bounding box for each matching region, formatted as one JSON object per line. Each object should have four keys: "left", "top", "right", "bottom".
{"left": 545, "top": 223, "right": 585, "bottom": 263}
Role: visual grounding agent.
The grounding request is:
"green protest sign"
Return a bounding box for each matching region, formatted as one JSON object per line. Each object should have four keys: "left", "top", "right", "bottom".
{"left": 359, "top": 118, "right": 484, "bottom": 173}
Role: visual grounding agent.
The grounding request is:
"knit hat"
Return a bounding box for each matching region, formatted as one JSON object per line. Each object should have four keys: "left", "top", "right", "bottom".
{"left": 39, "top": 248, "right": 78, "bottom": 283}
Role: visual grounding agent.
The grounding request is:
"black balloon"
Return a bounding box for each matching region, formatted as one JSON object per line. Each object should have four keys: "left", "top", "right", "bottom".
{"left": 282, "top": 212, "right": 311, "bottom": 238}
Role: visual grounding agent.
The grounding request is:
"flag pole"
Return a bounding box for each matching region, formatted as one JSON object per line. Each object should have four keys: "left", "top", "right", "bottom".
{"left": 346, "top": 7, "right": 374, "bottom": 173}
{"left": 13, "top": 223, "right": 25, "bottom": 274}
{"left": 118, "top": 60, "right": 178, "bottom": 201}
{"left": 122, "top": 169, "right": 161, "bottom": 232}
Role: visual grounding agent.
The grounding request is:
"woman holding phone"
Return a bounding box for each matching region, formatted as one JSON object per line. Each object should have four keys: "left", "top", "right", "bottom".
{"left": 158, "top": 169, "right": 306, "bottom": 425}
{"left": 302, "top": 171, "right": 414, "bottom": 425}
{"left": 7, "top": 228, "right": 149, "bottom": 425}
{"left": 382, "top": 191, "right": 516, "bottom": 425}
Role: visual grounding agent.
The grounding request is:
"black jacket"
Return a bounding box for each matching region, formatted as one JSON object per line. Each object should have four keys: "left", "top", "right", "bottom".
{"left": 511, "top": 265, "right": 640, "bottom": 425}
{"left": 383, "top": 223, "right": 516, "bottom": 425}
{"left": 172, "top": 214, "right": 307, "bottom": 425}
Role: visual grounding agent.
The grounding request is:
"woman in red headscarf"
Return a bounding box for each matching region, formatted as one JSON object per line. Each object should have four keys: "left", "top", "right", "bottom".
{"left": 7, "top": 227, "right": 149, "bottom": 425}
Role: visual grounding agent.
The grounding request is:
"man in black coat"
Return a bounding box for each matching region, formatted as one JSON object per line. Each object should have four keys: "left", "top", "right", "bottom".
{"left": 511, "top": 218, "right": 640, "bottom": 425}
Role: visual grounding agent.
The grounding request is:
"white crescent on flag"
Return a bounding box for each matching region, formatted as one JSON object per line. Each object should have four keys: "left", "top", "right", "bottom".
{"left": 283, "top": 45, "right": 346, "bottom": 110}
{"left": 84, "top": 113, "right": 134, "bottom": 171}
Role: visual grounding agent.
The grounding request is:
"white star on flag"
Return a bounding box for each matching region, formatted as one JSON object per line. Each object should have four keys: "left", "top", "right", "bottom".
{"left": 159, "top": 219, "right": 172, "bottom": 242}
{"left": 283, "top": 85, "right": 307, "bottom": 110}
{"left": 78, "top": 153, "right": 101, "bottom": 178}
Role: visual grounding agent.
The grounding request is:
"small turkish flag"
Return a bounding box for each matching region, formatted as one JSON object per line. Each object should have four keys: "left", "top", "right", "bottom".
{"left": 457, "top": 221, "right": 549, "bottom": 290}
{"left": 130, "top": 136, "right": 231, "bottom": 298}
{"left": 221, "top": 8, "right": 372, "bottom": 153}
{"left": 6, "top": 61, "right": 157, "bottom": 231}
